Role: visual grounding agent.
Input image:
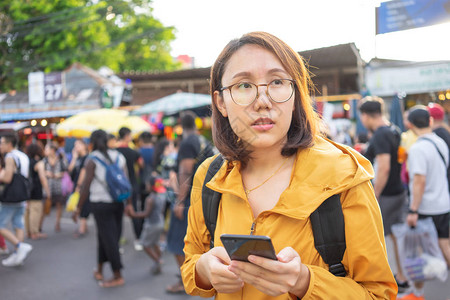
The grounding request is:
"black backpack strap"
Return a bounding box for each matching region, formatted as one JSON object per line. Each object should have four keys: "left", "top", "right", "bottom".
{"left": 420, "top": 137, "right": 448, "bottom": 167}
{"left": 310, "top": 194, "right": 347, "bottom": 277}
{"left": 201, "top": 155, "right": 225, "bottom": 248}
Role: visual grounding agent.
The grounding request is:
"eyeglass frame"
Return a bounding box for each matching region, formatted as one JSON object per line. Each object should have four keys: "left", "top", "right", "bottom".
{"left": 220, "top": 79, "right": 296, "bottom": 106}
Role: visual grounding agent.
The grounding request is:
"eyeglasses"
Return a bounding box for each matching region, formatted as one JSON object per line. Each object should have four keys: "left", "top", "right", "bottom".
{"left": 220, "top": 79, "right": 295, "bottom": 106}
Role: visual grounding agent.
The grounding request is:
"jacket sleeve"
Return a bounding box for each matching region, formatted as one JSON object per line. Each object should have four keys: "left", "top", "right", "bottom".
{"left": 302, "top": 181, "right": 397, "bottom": 300}
{"left": 180, "top": 161, "right": 217, "bottom": 298}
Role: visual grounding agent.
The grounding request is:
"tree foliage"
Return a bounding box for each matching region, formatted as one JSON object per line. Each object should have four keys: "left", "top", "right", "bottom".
{"left": 0, "top": 0, "right": 180, "bottom": 92}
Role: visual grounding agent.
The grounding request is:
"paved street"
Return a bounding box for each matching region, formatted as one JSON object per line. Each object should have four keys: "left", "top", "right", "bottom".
{"left": 1, "top": 208, "right": 449, "bottom": 300}
{"left": 0, "top": 209, "right": 211, "bottom": 300}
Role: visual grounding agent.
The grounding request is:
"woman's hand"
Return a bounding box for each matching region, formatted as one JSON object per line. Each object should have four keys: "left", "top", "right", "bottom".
{"left": 228, "top": 247, "right": 310, "bottom": 298}
{"left": 195, "top": 246, "right": 244, "bottom": 293}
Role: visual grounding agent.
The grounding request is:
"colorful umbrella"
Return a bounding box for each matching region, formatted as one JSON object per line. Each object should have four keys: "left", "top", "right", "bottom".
{"left": 56, "top": 108, "right": 150, "bottom": 138}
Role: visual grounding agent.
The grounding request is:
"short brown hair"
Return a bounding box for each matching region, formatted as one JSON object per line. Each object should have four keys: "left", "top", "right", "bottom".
{"left": 210, "top": 31, "right": 320, "bottom": 163}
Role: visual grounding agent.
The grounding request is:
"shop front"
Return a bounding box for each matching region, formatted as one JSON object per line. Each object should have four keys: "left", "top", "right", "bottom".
{"left": 365, "top": 59, "right": 450, "bottom": 114}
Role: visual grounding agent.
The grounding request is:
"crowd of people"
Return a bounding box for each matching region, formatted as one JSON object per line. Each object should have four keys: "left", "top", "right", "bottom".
{"left": 0, "top": 31, "right": 449, "bottom": 300}
{"left": 0, "top": 111, "right": 215, "bottom": 293}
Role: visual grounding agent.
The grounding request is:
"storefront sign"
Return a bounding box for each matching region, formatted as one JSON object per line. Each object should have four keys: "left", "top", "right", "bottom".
{"left": 366, "top": 62, "right": 450, "bottom": 96}
{"left": 28, "top": 71, "right": 63, "bottom": 104}
{"left": 376, "top": 0, "right": 450, "bottom": 34}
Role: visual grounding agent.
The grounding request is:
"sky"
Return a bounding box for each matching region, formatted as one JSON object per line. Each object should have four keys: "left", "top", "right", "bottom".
{"left": 151, "top": 0, "right": 450, "bottom": 67}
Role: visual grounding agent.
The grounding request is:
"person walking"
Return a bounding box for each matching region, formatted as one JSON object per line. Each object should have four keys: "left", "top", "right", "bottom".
{"left": 24, "top": 143, "right": 50, "bottom": 240}
{"left": 0, "top": 133, "right": 33, "bottom": 267}
{"left": 116, "top": 127, "right": 144, "bottom": 251}
{"left": 137, "top": 131, "right": 155, "bottom": 205}
{"left": 68, "top": 139, "right": 90, "bottom": 238}
{"left": 398, "top": 106, "right": 450, "bottom": 300}
{"left": 181, "top": 32, "right": 396, "bottom": 299}
{"left": 166, "top": 111, "right": 215, "bottom": 294}
{"left": 43, "top": 143, "right": 68, "bottom": 232}
{"left": 359, "top": 96, "right": 409, "bottom": 292}
{"left": 72, "top": 129, "right": 127, "bottom": 288}
{"left": 126, "top": 177, "right": 167, "bottom": 275}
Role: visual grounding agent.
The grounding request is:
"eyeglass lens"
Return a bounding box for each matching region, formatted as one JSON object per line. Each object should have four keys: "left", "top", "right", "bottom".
{"left": 230, "top": 79, "right": 293, "bottom": 105}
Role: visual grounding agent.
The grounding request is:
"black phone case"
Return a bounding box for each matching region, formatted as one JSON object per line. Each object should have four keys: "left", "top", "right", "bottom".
{"left": 220, "top": 234, "right": 277, "bottom": 262}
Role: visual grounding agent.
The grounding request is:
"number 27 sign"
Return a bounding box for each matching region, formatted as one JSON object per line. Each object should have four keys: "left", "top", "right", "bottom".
{"left": 44, "top": 72, "right": 63, "bottom": 102}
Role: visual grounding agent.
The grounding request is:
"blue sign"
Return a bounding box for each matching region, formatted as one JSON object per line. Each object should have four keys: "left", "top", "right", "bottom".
{"left": 377, "top": 0, "right": 450, "bottom": 34}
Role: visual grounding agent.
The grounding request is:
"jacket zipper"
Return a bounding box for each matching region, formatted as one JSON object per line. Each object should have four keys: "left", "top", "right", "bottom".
{"left": 250, "top": 221, "right": 256, "bottom": 235}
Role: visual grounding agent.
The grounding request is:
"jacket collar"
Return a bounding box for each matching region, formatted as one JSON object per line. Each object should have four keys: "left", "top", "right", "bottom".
{"left": 206, "top": 137, "right": 374, "bottom": 220}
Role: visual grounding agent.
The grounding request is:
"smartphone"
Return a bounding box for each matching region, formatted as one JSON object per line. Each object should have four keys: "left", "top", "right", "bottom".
{"left": 220, "top": 234, "right": 277, "bottom": 262}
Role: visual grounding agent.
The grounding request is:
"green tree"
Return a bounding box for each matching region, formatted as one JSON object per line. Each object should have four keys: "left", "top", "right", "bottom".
{"left": 0, "top": 0, "right": 180, "bottom": 92}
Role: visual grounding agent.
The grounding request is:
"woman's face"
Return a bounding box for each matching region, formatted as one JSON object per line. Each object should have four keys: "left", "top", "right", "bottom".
{"left": 44, "top": 145, "right": 53, "bottom": 156}
{"left": 214, "top": 44, "right": 295, "bottom": 152}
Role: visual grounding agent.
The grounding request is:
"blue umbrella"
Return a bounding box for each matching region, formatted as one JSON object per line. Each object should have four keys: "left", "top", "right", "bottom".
{"left": 390, "top": 94, "right": 404, "bottom": 132}
{"left": 132, "top": 92, "right": 211, "bottom": 115}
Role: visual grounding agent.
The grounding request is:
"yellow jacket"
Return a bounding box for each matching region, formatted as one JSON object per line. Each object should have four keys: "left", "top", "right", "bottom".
{"left": 181, "top": 136, "right": 397, "bottom": 299}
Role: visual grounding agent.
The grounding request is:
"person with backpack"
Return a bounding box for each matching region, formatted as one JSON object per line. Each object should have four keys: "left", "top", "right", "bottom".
{"left": 72, "top": 129, "right": 129, "bottom": 288}
{"left": 180, "top": 32, "right": 396, "bottom": 299}
{"left": 400, "top": 106, "right": 450, "bottom": 300}
{"left": 0, "top": 133, "right": 33, "bottom": 267}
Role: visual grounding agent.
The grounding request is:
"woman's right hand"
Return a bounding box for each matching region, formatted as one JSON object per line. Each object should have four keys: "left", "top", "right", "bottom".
{"left": 195, "top": 246, "right": 244, "bottom": 294}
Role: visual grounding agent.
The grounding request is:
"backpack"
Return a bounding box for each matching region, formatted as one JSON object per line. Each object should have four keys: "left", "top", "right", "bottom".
{"left": 202, "top": 155, "right": 347, "bottom": 277}
{"left": 92, "top": 155, "right": 132, "bottom": 203}
{"left": 420, "top": 137, "right": 450, "bottom": 192}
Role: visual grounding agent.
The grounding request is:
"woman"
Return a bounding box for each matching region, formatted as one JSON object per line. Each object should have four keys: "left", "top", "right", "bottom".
{"left": 43, "top": 143, "right": 67, "bottom": 232}
{"left": 181, "top": 32, "right": 397, "bottom": 299}
{"left": 73, "top": 130, "right": 127, "bottom": 288}
{"left": 25, "top": 143, "right": 50, "bottom": 240}
{"left": 68, "top": 139, "right": 89, "bottom": 238}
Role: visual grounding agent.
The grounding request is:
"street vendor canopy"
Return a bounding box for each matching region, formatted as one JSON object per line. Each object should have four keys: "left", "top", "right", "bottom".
{"left": 131, "top": 92, "right": 211, "bottom": 115}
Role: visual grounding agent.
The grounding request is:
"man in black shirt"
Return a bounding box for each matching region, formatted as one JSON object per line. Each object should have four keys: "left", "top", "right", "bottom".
{"left": 359, "top": 96, "right": 409, "bottom": 291}
{"left": 116, "top": 127, "right": 144, "bottom": 250}
{"left": 165, "top": 111, "right": 215, "bottom": 294}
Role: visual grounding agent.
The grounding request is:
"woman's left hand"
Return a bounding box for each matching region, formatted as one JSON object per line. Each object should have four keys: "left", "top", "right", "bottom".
{"left": 228, "top": 247, "right": 310, "bottom": 298}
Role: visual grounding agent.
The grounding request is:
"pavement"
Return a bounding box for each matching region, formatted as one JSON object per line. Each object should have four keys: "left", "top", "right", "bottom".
{"left": 0, "top": 208, "right": 211, "bottom": 300}
{"left": 0, "top": 208, "right": 449, "bottom": 300}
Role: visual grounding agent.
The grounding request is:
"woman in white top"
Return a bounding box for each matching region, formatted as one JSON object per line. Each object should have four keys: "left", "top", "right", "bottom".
{"left": 73, "top": 130, "right": 128, "bottom": 288}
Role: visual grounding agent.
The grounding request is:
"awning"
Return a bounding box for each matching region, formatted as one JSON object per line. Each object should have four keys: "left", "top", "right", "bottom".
{"left": 0, "top": 122, "right": 31, "bottom": 131}
{"left": 0, "top": 109, "right": 90, "bottom": 122}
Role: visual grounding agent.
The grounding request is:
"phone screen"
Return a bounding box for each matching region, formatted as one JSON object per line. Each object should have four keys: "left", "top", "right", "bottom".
{"left": 220, "top": 234, "right": 277, "bottom": 262}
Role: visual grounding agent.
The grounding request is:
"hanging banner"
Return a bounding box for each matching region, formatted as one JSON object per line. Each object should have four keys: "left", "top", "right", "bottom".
{"left": 376, "top": 0, "right": 450, "bottom": 34}
{"left": 28, "top": 72, "right": 45, "bottom": 104}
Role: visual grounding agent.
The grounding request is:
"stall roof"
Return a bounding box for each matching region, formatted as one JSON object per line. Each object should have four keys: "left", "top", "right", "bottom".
{"left": 0, "top": 109, "right": 89, "bottom": 122}
{"left": 0, "top": 122, "right": 31, "bottom": 131}
{"left": 299, "top": 43, "right": 365, "bottom": 69}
